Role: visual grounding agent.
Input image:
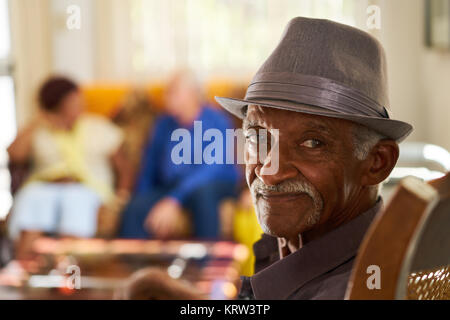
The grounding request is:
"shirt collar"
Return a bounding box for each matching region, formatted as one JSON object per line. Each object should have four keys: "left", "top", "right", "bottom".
{"left": 278, "top": 234, "right": 303, "bottom": 259}
{"left": 250, "top": 198, "right": 383, "bottom": 300}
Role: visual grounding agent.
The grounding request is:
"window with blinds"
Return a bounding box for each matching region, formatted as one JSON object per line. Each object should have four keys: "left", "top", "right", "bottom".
{"left": 129, "top": 0, "right": 357, "bottom": 79}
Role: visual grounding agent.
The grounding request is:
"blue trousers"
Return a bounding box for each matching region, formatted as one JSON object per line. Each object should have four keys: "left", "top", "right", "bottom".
{"left": 8, "top": 182, "right": 101, "bottom": 240}
{"left": 119, "top": 181, "right": 237, "bottom": 239}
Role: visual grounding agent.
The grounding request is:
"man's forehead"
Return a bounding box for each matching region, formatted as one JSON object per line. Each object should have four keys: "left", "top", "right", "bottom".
{"left": 244, "top": 104, "right": 348, "bottom": 134}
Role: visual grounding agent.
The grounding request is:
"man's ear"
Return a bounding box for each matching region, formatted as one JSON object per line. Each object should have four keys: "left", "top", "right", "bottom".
{"left": 361, "top": 139, "right": 399, "bottom": 186}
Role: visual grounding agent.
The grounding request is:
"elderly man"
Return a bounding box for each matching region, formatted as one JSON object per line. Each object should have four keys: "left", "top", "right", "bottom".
{"left": 215, "top": 17, "right": 413, "bottom": 299}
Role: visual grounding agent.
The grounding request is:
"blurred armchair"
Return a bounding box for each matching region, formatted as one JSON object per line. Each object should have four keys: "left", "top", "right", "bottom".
{"left": 346, "top": 172, "right": 450, "bottom": 300}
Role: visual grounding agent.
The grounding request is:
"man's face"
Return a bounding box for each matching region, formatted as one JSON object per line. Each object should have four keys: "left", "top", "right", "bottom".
{"left": 244, "top": 105, "right": 365, "bottom": 240}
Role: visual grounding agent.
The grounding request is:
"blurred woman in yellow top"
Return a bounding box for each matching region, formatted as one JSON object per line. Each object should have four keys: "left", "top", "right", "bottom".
{"left": 7, "top": 76, "right": 132, "bottom": 259}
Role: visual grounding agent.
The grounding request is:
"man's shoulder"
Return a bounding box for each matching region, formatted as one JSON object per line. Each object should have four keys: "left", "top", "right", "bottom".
{"left": 288, "top": 258, "right": 354, "bottom": 300}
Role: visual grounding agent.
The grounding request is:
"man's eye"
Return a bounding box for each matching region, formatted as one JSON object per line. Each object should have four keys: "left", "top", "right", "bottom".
{"left": 300, "top": 139, "right": 323, "bottom": 148}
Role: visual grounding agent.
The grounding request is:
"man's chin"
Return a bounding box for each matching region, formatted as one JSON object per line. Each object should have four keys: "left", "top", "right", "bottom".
{"left": 258, "top": 212, "right": 319, "bottom": 239}
{"left": 259, "top": 218, "right": 304, "bottom": 239}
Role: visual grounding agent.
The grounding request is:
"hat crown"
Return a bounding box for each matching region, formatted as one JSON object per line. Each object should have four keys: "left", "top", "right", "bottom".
{"left": 251, "top": 17, "right": 389, "bottom": 108}
{"left": 215, "top": 16, "right": 413, "bottom": 142}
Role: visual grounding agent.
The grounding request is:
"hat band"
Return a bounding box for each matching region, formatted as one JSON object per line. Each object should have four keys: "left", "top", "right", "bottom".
{"left": 245, "top": 72, "right": 389, "bottom": 118}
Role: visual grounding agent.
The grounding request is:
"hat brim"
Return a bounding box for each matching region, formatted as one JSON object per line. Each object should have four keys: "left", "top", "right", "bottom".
{"left": 215, "top": 96, "right": 413, "bottom": 143}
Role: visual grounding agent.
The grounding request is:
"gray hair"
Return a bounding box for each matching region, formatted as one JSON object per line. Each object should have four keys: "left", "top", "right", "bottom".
{"left": 352, "top": 124, "right": 386, "bottom": 160}
{"left": 352, "top": 125, "right": 391, "bottom": 194}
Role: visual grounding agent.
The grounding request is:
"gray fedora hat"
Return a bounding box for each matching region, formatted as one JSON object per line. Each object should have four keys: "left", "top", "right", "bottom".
{"left": 215, "top": 17, "right": 413, "bottom": 142}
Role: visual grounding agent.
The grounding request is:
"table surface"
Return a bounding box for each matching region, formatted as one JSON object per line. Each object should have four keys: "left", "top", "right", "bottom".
{"left": 0, "top": 238, "right": 249, "bottom": 300}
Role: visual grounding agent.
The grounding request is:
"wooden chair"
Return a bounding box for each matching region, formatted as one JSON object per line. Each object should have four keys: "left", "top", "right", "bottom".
{"left": 346, "top": 173, "right": 450, "bottom": 299}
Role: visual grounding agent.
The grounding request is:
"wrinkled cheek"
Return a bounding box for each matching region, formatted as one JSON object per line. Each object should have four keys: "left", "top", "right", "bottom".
{"left": 245, "top": 165, "right": 255, "bottom": 188}
{"left": 342, "top": 173, "right": 358, "bottom": 203}
{"left": 327, "top": 170, "right": 350, "bottom": 209}
{"left": 245, "top": 148, "right": 258, "bottom": 187}
{"left": 305, "top": 170, "right": 339, "bottom": 213}
{"left": 255, "top": 204, "right": 274, "bottom": 234}
{"left": 245, "top": 144, "right": 258, "bottom": 162}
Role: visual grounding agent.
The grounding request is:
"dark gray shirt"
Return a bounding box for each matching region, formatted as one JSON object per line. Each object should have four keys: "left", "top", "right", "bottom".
{"left": 239, "top": 198, "right": 383, "bottom": 300}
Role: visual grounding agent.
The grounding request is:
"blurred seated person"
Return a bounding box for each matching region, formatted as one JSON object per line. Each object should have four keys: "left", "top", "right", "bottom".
{"left": 7, "top": 76, "right": 131, "bottom": 259}
{"left": 119, "top": 71, "right": 240, "bottom": 239}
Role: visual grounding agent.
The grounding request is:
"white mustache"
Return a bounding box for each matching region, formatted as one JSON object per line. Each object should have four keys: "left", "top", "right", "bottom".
{"left": 250, "top": 177, "right": 324, "bottom": 225}
{"left": 251, "top": 177, "right": 316, "bottom": 198}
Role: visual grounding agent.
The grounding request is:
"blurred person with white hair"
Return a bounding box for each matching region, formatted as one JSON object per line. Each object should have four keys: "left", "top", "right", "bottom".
{"left": 119, "top": 71, "right": 240, "bottom": 240}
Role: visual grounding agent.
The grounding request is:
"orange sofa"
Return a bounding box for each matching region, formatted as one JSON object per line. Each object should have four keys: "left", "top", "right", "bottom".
{"left": 81, "top": 79, "right": 247, "bottom": 117}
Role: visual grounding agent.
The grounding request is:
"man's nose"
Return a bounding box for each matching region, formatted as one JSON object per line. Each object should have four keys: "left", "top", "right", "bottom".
{"left": 255, "top": 146, "right": 298, "bottom": 186}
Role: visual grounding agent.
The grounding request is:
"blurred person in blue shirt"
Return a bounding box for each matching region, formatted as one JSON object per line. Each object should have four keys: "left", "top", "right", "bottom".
{"left": 119, "top": 71, "right": 240, "bottom": 239}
